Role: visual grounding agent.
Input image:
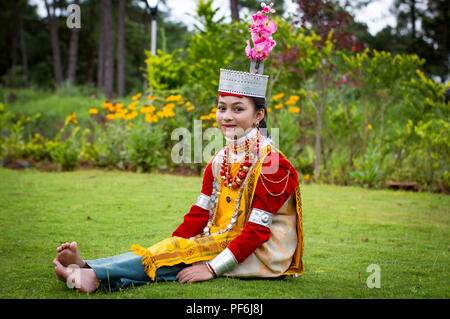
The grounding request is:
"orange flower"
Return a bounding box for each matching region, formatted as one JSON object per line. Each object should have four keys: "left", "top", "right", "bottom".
{"left": 303, "top": 174, "right": 311, "bottom": 182}
{"left": 102, "top": 102, "right": 113, "bottom": 109}
{"left": 65, "top": 113, "right": 78, "bottom": 125}
{"left": 289, "top": 107, "right": 300, "bottom": 114}
{"left": 273, "top": 93, "right": 284, "bottom": 101}
{"left": 131, "top": 93, "right": 142, "bottom": 100}
{"left": 106, "top": 114, "right": 115, "bottom": 120}
{"left": 145, "top": 113, "right": 158, "bottom": 123}
{"left": 140, "top": 106, "right": 156, "bottom": 113}
{"left": 88, "top": 108, "right": 99, "bottom": 115}
{"left": 274, "top": 103, "right": 283, "bottom": 109}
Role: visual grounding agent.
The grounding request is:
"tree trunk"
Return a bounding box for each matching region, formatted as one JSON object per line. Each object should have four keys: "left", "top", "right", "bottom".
{"left": 97, "top": 0, "right": 106, "bottom": 92}
{"left": 410, "top": 0, "right": 416, "bottom": 40}
{"left": 103, "top": 0, "right": 114, "bottom": 98}
{"left": 44, "top": 0, "right": 63, "bottom": 86}
{"left": 441, "top": 0, "right": 448, "bottom": 78}
{"left": 230, "top": 0, "right": 240, "bottom": 22}
{"left": 314, "top": 106, "right": 323, "bottom": 181}
{"left": 18, "top": 4, "right": 29, "bottom": 87}
{"left": 117, "top": 0, "right": 126, "bottom": 97}
{"left": 9, "top": 7, "right": 18, "bottom": 87}
{"left": 67, "top": 0, "right": 80, "bottom": 86}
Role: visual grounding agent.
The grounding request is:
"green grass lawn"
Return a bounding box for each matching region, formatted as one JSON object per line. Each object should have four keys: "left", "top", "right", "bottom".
{"left": 0, "top": 167, "right": 448, "bottom": 299}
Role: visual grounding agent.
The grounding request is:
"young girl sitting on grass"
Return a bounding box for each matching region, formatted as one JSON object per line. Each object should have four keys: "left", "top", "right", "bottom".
{"left": 53, "top": 3, "right": 303, "bottom": 293}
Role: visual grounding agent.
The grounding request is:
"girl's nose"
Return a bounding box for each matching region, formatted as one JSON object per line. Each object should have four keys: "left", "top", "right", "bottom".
{"left": 222, "top": 109, "right": 234, "bottom": 121}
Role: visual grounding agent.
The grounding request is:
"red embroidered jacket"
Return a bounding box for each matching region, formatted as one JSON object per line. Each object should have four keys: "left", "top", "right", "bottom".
{"left": 172, "top": 151, "right": 299, "bottom": 263}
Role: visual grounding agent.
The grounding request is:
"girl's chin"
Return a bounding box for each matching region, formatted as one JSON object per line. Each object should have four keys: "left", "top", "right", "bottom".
{"left": 221, "top": 126, "right": 250, "bottom": 138}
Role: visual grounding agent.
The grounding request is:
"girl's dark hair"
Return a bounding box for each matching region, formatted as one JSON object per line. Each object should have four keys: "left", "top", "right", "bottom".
{"left": 249, "top": 96, "right": 268, "bottom": 132}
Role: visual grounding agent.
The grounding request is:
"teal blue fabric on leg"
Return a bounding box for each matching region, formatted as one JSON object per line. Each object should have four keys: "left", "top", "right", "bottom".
{"left": 85, "top": 252, "right": 187, "bottom": 291}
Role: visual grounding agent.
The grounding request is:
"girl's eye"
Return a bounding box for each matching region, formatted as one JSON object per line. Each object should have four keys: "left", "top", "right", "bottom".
{"left": 234, "top": 108, "right": 243, "bottom": 112}
{"left": 218, "top": 106, "right": 226, "bottom": 111}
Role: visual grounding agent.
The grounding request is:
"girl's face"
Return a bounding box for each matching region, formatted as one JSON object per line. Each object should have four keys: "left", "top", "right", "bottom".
{"left": 216, "top": 95, "right": 264, "bottom": 139}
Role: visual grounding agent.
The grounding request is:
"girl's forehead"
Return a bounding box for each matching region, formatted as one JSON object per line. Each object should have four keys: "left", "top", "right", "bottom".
{"left": 218, "top": 95, "right": 252, "bottom": 106}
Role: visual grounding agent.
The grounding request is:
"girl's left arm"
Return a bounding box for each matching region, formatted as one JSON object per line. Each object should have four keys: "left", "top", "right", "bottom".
{"left": 209, "top": 153, "right": 299, "bottom": 275}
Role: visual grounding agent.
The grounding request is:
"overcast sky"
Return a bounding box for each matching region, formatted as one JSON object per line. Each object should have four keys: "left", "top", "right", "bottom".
{"left": 160, "top": 0, "right": 397, "bottom": 36}
{"left": 31, "top": 0, "right": 397, "bottom": 36}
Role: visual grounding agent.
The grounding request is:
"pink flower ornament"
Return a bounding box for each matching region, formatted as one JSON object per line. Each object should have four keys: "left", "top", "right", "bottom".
{"left": 246, "top": 3, "right": 277, "bottom": 61}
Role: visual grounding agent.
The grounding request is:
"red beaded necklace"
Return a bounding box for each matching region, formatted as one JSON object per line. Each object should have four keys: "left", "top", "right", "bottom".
{"left": 220, "top": 130, "right": 260, "bottom": 191}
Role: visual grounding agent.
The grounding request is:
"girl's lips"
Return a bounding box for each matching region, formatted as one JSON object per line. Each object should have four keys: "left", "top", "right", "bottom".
{"left": 222, "top": 124, "right": 236, "bottom": 128}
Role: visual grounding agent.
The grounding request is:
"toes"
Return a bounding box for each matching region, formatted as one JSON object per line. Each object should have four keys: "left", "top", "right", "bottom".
{"left": 69, "top": 241, "right": 78, "bottom": 251}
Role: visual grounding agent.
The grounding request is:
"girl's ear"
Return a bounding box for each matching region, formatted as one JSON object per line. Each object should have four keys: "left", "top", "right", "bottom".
{"left": 256, "top": 109, "right": 265, "bottom": 122}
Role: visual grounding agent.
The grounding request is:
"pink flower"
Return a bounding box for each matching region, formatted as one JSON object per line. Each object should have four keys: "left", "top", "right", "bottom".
{"left": 252, "top": 12, "right": 268, "bottom": 25}
{"left": 246, "top": 40, "right": 257, "bottom": 60}
{"left": 251, "top": 27, "right": 272, "bottom": 44}
{"left": 246, "top": 3, "right": 277, "bottom": 61}
{"left": 267, "top": 20, "right": 277, "bottom": 33}
{"left": 262, "top": 4, "right": 275, "bottom": 13}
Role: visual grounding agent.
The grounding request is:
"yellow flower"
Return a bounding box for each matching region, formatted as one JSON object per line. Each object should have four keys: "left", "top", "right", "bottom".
{"left": 131, "top": 93, "right": 142, "bottom": 100}
{"left": 304, "top": 174, "right": 311, "bottom": 182}
{"left": 273, "top": 93, "right": 285, "bottom": 101}
{"left": 209, "top": 113, "right": 216, "bottom": 119}
{"left": 286, "top": 95, "right": 300, "bottom": 105}
{"left": 166, "top": 94, "right": 182, "bottom": 102}
{"left": 115, "top": 112, "right": 125, "bottom": 119}
{"left": 211, "top": 107, "right": 217, "bottom": 112}
{"left": 147, "top": 95, "right": 155, "bottom": 101}
{"left": 156, "top": 110, "right": 165, "bottom": 117}
{"left": 115, "top": 107, "right": 128, "bottom": 114}
{"left": 164, "top": 108, "right": 175, "bottom": 117}
{"left": 140, "top": 106, "right": 156, "bottom": 114}
{"left": 178, "top": 100, "right": 185, "bottom": 104}
{"left": 165, "top": 103, "right": 176, "bottom": 109}
{"left": 65, "top": 113, "right": 78, "bottom": 125}
{"left": 128, "top": 122, "right": 134, "bottom": 127}
{"left": 88, "top": 108, "right": 99, "bottom": 115}
{"left": 200, "top": 115, "right": 209, "bottom": 120}
{"left": 128, "top": 101, "right": 139, "bottom": 109}
{"left": 367, "top": 124, "right": 373, "bottom": 130}
{"left": 187, "top": 106, "right": 195, "bottom": 112}
{"left": 102, "top": 102, "right": 113, "bottom": 109}
{"left": 212, "top": 122, "right": 218, "bottom": 127}
{"left": 125, "top": 111, "right": 138, "bottom": 120}
{"left": 267, "top": 107, "right": 272, "bottom": 113}
{"left": 115, "top": 103, "right": 124, "bottom": 109}
{"left": 128, "top": 104, "right": 137, "bottom": 111}
{"left": 289, "top": 107, "right": 300, "bottom": 114}
{"left": 145, "top": 113, "right": 158, "bottom": 123}
{"left": 185, "top": 101, "right": 191, "bottom": 107}
{"left": 106, "top": 114, "right": 115, "bottom": 120}
{"left": 274, "top": 103, "right": 283, "bottom": 109}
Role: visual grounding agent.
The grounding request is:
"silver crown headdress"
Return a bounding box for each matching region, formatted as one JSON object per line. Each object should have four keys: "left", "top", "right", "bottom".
{"left": 218, "top": 3, "right": 277, "bottom": 99}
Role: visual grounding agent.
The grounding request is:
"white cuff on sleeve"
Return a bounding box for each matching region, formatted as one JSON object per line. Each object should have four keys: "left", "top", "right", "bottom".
{"left": 208, "top": 248, "right": 237, "bottom": 277}
{"left": 195, "top": 193, "right": 210, "bottom": 210}
{"left": 248, "top": 208, "right": 273, "bottom": 229}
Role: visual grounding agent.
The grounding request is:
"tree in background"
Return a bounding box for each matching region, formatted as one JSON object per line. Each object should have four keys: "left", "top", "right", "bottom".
{"left": 117, "top": 0, "right": 126, "bottom": 97}
{"left": 44, "top": 0, "right": 64, "bottom": 86}
{"left": 67, "top": 0, "right": 80, "bottom": 86}
{"left": 369, "top": 0, "right": 449, "bottom": 82}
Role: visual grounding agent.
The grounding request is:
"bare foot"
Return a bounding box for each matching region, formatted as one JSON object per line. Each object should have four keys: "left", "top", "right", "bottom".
{"left": 53, "top": 259, "right": 99, "bottom": 293}
{"left": 56, "top": 241, "right": 87, "bottom": 268}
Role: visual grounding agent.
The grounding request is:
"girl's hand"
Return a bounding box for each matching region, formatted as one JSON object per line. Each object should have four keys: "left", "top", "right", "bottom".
{"left": 176, "top": 264, "right": 214, "bottom": 283}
